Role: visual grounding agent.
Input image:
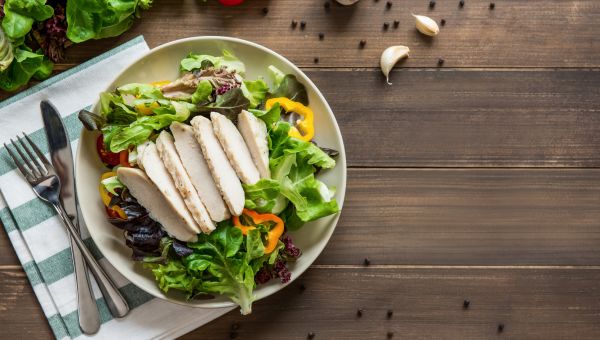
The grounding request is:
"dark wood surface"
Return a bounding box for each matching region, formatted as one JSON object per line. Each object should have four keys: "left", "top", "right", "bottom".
{"left": 1, "top": 0, "right": 599, "bottom": 339}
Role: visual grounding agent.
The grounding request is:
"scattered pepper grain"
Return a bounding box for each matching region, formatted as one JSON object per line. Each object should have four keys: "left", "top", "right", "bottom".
{"left": 359, "top": 40, "right": 367, "bottom": 48}
{"left": 231, "top": 322, "right": 240, "bottom": 330}
{"left": 300, "top": 21, "right": 307, "bottom": 29}
{"left": 393, "top": 20, "right": 400, "bottom": 28}
{"left": 319, "top": 32, "right": 324, "bottom": 40}
{"left": 489, "top": 2, "right": 495, "bottom": 9}
{"left": 291, "top": 20, "right": 298, "bottom": 28}
{"left": 387, "top": 309, "right": 394, "bottom": 318}
{"left": 463, "top": 299, "right": 470, "bottom": 309}
{"left": 441, "top": 19, "right": 446, "bottom": 26}
{"left": 230, "top": 331, "right": 238, "bottom": 339}
{"left": 387, "top": 332, "right": 394, "bottom": 339}
{"left": 364, "top": 257, "right": 371, "bottom": 266}
{"left": 386, "top": 1, "right": 392, "bottom": 9}
{"left": 324, "top": 1, "right": 331, "bottom": 9}
{"left": 308, "top": 332, "right": 315, "bottom": 339}
{"left": 313, "top": 57, "right": 319, "bottom": 64}
{"left": 498, "top": 323, "right": 504, "bottom": 333}
{"left": 429, "top": 0, "right": 436, "bottom": 9}
{"left": 300, "top": 283, "right": 306, "bottom": 292}
{"left": 459, "top": 0, "right": 464, "bottom": 8}
{"left": 383, "top": 22, "right": 390, "bottom": 30}
{"left": 437, "top": 58, "right": 445, "bottom": 66}
{"left": 262, "top": 7, "right": 269, "bottom": 15}
{"left": 357, "top": 308, "right": 364, "bottom": 317}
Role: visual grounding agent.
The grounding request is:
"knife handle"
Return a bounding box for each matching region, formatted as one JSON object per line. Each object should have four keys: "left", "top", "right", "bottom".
{"left": 70, "top": 236, "right": 101, "bottom": 334}
{"left": 54, "top": 204, "right": 130, "bottom": 318}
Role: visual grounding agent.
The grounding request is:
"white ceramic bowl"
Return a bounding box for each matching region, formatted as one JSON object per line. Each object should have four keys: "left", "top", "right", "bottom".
{"left": 76, "top": 36, "right": 346, "bottom": 309}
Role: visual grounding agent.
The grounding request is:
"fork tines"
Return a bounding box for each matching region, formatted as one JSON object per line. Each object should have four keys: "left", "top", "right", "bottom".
{"left": 4, "top": 133, "right": 50, "bottom": 181}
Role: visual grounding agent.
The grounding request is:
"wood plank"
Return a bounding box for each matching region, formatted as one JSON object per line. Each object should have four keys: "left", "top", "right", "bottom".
{"left": 315, "top": 169, "right": 600, "bottom": 265}
{"left": 0, "top": 231, "right": 18, "bottom": 266}
{"left": 0, "top": 269, "right": 53, "bottom": 339}
{"left": 1, "top": 169, "right": 598, "bottom": 266}
{"left": 308, "top": 69, "right": 600, "bottom": 167}
{"left": 2, "top": 266, "right": 599, "bottom": 340}
{"left": 57, "top": 0, "right": 600, "bottom": 68}
{"left": 4, "top": 69, "right": 599, "bottom": 167}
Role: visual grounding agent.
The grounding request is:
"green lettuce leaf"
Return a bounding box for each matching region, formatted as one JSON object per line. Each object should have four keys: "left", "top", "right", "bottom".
{"left": 180, "top": 50, "right": 246, "bottom": 74}
{"left": 248, "top": 102, "right": 281, "bottom": 127}
{"left": 0, "top": 46, "right": 53, "bottom": 91}
{"left": 271, "top": 74, "right": 309, "bottom": 105}
{"left": 243, "top": 179, "right": 281, "bottom": 213}
{"left": 191, "top": 79, "right": 213, "bottom": 104}
{"left": 101, "top": 175, "right": 124, "bottom": 195}
{"left": 267, "top": 65, "right": 286, "bottom": 89}
{"left": 197, "top": 88, "right": 250, "bottom": 121}
{"left": 1, "top": 0, "right": 54, "bottom": 39}
{"left": 240, "top": 79, "right": 268, "bottom": 108}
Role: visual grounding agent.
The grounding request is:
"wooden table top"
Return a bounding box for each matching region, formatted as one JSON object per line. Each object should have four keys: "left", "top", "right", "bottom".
{"left": 1, "top": 1, "right": 600, "bottom": 339}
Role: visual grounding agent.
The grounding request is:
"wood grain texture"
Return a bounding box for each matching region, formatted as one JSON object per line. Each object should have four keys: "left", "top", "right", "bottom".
{"left": 2, "top": 266, "right": 599, "bottom": 340}
{"left": 0, "top": 269, "right": 52, "bottom": 339}
{"left": 53, "top": 0, "right": 600, "bottom": 68}
{"left": 315, "top": 168, "right": 600, "bottom": 265}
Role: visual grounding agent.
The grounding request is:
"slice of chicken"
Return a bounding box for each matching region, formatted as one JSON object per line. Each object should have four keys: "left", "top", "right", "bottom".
{"left": 135, "top": 141, "right": 152, "bottom": 170}
{"left": 237, "top": 110, "right": 270, "bottom": 179}
{"left": 156, "top": 131, "right": 216, "bottom": 233}
{"left": 139, "top": 142, "right": 202, "bottom": 235}
{"left": 210, "top": 111, "right": 260, "bottom": 185}
{"left": 171, "top": 122, "right": 230, "bottom": 222}
{"left": 190, "top": 116, "right": 245, "bottom": 216}
{"left": 117, "top": 167, "right": 198, "bottom": 242}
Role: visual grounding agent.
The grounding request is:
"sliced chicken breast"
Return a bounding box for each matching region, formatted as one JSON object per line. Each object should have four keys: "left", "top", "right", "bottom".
{"left": 135, "top": 141, "right": 152, "bottom": 170}
{"left": 139, "top": 142, "right": 202, "bottom": 235}
{"left": 210, "top": 111, "right": 260, "bottom": 185}
{"left": 190, "top": 116, "right": 245, "bottom": 216}
{"left": 117, "top": 167, "right": 198, "bottom": 242}
{"left": 156, "top": 131, "right": 215, "bottom": 234}
{"left": 237, "top": 110, "right": 270, "bottom": 179}
{"left": 171, "top": 122, "right": 230, "bottom": 222}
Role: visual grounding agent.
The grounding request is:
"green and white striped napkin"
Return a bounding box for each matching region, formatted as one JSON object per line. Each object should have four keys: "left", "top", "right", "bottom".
{"left": 0, "top": 36, "right": 233, "bottom": 340}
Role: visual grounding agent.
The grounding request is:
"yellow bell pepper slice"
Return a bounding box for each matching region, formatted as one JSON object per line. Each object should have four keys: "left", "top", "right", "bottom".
{"left": 266, "top": 97, "right": 315, "bottom": 142}
{"left": 99, "top": 172, "right": 127, "bottom": 220}
{"left": 150, "top": 80, "right": 171, "bottom": 87}
{"left": 135, "top": 101, "right": 160, "bottom": 115}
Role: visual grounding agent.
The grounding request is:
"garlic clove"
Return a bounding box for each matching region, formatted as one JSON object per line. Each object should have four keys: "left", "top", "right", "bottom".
{"left": 380, "top": 45, "right": 410, "bottom": 85}
{"left": 413, "top": 14, "right": 440, "bottom": 37}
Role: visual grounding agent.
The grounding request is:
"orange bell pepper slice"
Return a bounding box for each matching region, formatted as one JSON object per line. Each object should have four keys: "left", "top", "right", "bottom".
{"left": 233, "top": 209, "right": 284, "bottom": 254}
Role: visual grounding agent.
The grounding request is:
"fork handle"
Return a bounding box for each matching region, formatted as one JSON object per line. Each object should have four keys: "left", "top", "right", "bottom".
{"left": 54, "top": 204, "right": 130, "bottom": 318}
{"left": 70, "top": 237, "right": 101, "bottom": 334}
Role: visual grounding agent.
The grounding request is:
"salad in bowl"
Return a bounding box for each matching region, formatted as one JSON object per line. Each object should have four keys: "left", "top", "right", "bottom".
{"left": 79, "top": 48, "right": 341, "bottom": 314}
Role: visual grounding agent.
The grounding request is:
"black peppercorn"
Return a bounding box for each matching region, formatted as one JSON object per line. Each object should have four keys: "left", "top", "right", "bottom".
{"left": 441, "top": 19, "right": 446, "bottom": 26}
{"left": 387, "top": 309, "right": 394, "bottom": 318}
{"left": 463, "top": 299, "right": 470, "bottom": 309}
{"left": 300, "top": 21, "right": 306, "bottom": 29}
{"left": 489, "top": 2, "right": 495, "bottom": 9}
{"left": 308, "top": 332, "right": 315, "bottom": 339}
{"left": 437, "top": 58, "right": 445, "bottom": 66}
{"left": 393, "top": 20, "right": 400, "bottom": 28}
{"left": 359, "top": 40, "right": 366, "bottom": 48}
{"left": 357, "top": 308, "right": 363, "bottom": 317}
{"left": 299, "top": 283, "right": 306, "bottom": 292}
{"left": 262, "top": 7, "right": 269, "bottom": 15}
{"left": 459, "top": 0, "right": 464, "bottom": 8}
{"left": 291, "top": 20, "right": 298, "bottom": 28}
{"left": 363, "top": 258, "right": 371, "bottom": 266}
{"left": 324, "top": 1, "right": 330, "bottom": 9}
{"left": 231, "top": 322, "right": 240, "bottom": 330}
{"left": 497, "top": 323, "right": 504, "bottom": 332}
{"left": 429, "top": 0, "right": 436, "bottom": 8}
{"left": 383, "top": 22, "right": 390, "bottom": 30}
{"left": 318, "top": 32, "right": 324, "bottom": 40}
{"left": 387, "top": 332, "right": 394, "bottom": 339}
{"left": 313, "top": 57, "right": 319, "bottom": 64}
{"left": 386, "top": 1, "right": 392, "bottom": 9}
{"left": 230, "top": 331, "right": 238, "bottom": 339}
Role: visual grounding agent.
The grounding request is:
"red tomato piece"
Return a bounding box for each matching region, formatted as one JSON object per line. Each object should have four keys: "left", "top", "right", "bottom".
{"left": 96, "top": 135, "right": 121, "bottom": 167}
{"left": 219, "top": 0, "right": 244, "bottom": 5}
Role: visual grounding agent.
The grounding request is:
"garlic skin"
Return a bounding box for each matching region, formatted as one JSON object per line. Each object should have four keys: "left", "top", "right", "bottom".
{"left": 380, "top": 46, "right": 410, "bottom": 85}
{"left": 413, "top": 14, "right": 440, "bottom": 36}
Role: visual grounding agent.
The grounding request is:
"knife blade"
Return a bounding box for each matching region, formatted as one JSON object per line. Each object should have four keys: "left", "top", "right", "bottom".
{"left": 41, "top": 100, "right": 101, "bottom": 334}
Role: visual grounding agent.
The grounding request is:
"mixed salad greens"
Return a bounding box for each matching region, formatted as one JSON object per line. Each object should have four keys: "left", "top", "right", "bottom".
{"left": 0, "top": 0, "right": 151, "bottom": 91}
{"left": 80, "top": 50, "right": 340, "bottom": 314}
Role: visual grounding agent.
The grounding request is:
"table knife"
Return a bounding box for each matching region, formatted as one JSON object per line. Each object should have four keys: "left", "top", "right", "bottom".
{"left": 41, "top": 101, "right": 102, "bottom": 334}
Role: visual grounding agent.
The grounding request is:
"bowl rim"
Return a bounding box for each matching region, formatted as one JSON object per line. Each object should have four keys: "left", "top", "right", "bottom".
{"left": 77, "top": 36, "right": 347, "bottom": 309}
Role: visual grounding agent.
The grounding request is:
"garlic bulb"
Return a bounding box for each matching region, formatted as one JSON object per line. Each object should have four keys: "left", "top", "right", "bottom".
{"left": 413, "top": 14, "right": 439, "bottom": 37}
{"left": 380, "top": 46, "right": 410, "bottom": 85}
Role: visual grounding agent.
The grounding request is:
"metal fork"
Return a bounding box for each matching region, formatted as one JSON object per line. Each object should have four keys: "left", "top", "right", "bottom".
{"left": 5, "top": 133, "right": 130, "bottom": 318}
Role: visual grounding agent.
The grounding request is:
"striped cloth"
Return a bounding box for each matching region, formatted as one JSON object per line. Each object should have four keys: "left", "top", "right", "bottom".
{"left": 0, "top": 36, "right": 233, "bottom": 340}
